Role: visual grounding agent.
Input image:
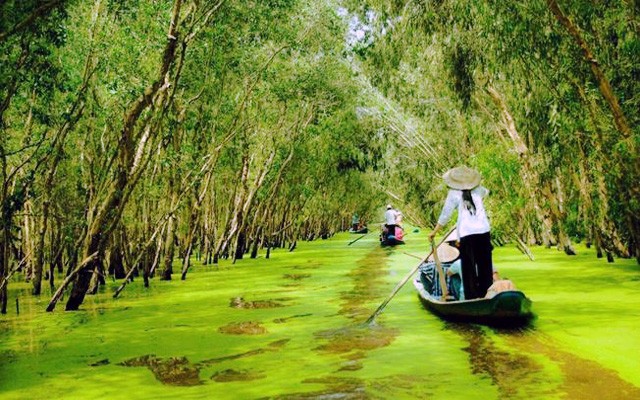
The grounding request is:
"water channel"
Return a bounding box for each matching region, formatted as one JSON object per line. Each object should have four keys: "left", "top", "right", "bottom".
{"left": 1, "top": 231, "right": 639, "bottom": 399}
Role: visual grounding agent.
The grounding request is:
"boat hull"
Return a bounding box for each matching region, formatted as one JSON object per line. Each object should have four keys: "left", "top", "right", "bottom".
{"left": 413, "top": 279, "right": 533, "bottom": 326}
{"left": 380, "top": 237, "right": 404, "bottom": 246}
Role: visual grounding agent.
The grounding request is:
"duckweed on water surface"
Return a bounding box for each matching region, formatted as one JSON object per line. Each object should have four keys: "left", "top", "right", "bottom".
{"left": 1, "top": 231, "right": 639, "bottom": 399}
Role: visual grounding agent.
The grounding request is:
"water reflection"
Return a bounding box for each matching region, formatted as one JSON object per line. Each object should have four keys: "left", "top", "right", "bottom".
{"left": 262, "top": 376, "right": 367, "bottom": 400}
{"left": 296, "top": 246, "right": 398, "bottom": 398}
{"left": 313, "top": 247, "right": 397, "bottom": 357}
{"left": 448, "top": 321, "right": 640, "bottom": 400}
{"left": 446, "top": 322, "right": 550, "bottom": 399}
{"left": 501, "top": 327, "right": 640, "bottom": 400}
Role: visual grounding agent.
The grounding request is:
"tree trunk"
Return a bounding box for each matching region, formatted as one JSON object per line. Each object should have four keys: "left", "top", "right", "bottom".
{"left": 60, "top": 0, "right": 183, "bottom": 311}
{"left": 547, "top": 0, "right": 640, "bottom": 262}
{"left": 34, "top": 0, "right": 99, "bottom": 295}
{"left": 485, "top": 85, "right": 555, "bottom": 246}
{"left": 541, "top": 178, "right": 576, "bottom": 255}
{"left": 108, "top": 230, "right": 126, "bottom": 279}
{"left": 22, "top": 199, "right": 34, "bottom": 283}
{"left": 161, "top": 214, "right": 175, "bottom": 280}
{"left": 573, "top": 81, "right": 629, "bottom": 258}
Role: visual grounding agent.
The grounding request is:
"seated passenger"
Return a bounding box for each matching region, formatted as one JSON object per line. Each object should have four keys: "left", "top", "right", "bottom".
{"left": 484, "top": 269, "right": 516, "bottom": 298}
{"left": 395, "top": 225, "right": 404, "bottom": 241}
{"left": 422, "top": 245, "right": 460, "bottom": 298}
{"left": 446, "top": 259, "right": 464, "bottom": 300}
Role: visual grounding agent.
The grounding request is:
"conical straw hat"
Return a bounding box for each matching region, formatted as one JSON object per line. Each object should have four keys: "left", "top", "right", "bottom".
{"left": 442, "top": 166, "right": 481, "bottom": 190}
{"left": 427, "top": 244, "right": 460, "bottom": 263}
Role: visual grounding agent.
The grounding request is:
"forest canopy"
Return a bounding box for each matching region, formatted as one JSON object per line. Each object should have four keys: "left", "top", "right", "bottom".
{"left": 0, "top": 0, "right": 638, "bottom": 312}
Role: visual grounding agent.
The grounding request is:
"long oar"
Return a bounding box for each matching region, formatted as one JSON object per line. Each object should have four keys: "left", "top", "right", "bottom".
{"left": 348, "top": 232, "right": 369, "bottom": 246}
{"left": 431, "top": 238, "right": 448, "bottom": 301}
{"left": 365, "top": 226, "right": 455, "bottom": 324}
{"left": 401, "top": 251, "right": 424, "bottom": 260}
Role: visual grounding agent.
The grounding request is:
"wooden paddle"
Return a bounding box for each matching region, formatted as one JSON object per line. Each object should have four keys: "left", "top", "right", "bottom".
{"left": 431, "top": 238, "right": 448, "bottom": 301}
{"left": 364, "top": 226, "right": 455, "bottom": 324}
{"left": 348, "top": 232, "right": 369, "bottom": 246}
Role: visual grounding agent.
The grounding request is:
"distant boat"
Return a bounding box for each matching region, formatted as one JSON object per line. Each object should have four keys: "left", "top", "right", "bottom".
{"left": 380, "top": 236, "right": 404, "bottom": 246}
{"left": 413, "top": 279, "right": 533, "bottom": 326}
{"left": 380, "top": 225, "right": 405, "bottom": 246}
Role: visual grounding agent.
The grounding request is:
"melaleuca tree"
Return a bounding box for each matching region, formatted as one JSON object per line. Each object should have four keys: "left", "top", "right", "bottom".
{"left": 341, "top": 0, "right": 639, "bottom": 261}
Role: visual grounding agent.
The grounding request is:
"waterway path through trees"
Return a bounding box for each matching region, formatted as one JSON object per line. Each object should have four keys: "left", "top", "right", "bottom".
{"left": 1, "top": 232, "right": 639, "bottom": 399}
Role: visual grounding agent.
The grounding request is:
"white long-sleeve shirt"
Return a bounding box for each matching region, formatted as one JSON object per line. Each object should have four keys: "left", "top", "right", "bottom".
{"left": 384, "top": 209, "right": 398, "bottom": 225}
{"left": 437, "top": 186, "right": 490, "bottom": 238}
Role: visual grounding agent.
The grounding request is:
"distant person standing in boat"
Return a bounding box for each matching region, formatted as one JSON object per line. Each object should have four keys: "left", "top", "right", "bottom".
{"left": 428, "top": 166, "right": 493, "bottom": 299}
{"left": 351, "top": 213, "right": 360, "bottom": 231}
{"left": 384, "top": 204, "right": 399, "bottom": 239}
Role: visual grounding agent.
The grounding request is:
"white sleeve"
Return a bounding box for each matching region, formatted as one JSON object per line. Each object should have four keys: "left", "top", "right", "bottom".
{"left": 437, "top": 190, "right": 458, "bottom": 226}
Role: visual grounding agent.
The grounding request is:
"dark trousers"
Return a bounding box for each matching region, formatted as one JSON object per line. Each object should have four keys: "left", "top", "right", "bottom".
{"left": 459, "top": 232, "right": 493, "bottom": 299}
{"left": 385, "top": 224, "right": 396, "bottom": 237}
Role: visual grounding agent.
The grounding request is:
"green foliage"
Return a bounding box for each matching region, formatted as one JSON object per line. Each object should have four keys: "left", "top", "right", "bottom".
{"left": 1, "top": 0, "right": 639, "bottom": 312}
{"left": 340, "top": 0, "right": 639, "bottom": 254}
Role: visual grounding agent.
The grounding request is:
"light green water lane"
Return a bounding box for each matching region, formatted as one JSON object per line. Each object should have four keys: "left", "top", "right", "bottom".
{"left": 1, "top": 231, "right": 639, "bottom": 399}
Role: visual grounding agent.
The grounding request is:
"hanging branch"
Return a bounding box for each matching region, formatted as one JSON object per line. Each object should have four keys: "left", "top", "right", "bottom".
{"left": 546, "top": 0, "right": 633, "bottom": 141}
{"left": 0, "top": 0, "right": 66, "bottom": 43}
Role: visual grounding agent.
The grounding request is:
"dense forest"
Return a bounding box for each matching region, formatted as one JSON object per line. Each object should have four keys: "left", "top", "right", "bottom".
{"left": 0, "top": 0, "right": 638, "bottom": 313}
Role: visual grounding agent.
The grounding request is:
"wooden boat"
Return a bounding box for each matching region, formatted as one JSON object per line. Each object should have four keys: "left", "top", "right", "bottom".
{"left": 380, "top": 237, "right": 405, "bottom": 246}
{"left": 412, "top": 278, "right": 533, "bottom": 326}
{"left": 380, "top": 225, "right": 405, "bottom": 246}
{"left": 349, "top": 227, "right": 369, "bottom": 234}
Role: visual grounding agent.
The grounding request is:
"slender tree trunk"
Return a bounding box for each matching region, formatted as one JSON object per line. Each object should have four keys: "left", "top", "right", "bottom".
{"left": 573, "top": 81, "right": 629, "bottom": 258}
{"left": 22, "top": 199, "right": 34, "bottom": 282}
{"left": 547, "top": 0, "right": 640, "bottom": 261}
{"left": 540, "top": 177, "right": 576, "bottom": 255}
{"left": 33, "top": 197, "right": 49, "bottom": 294}
{"left": 49, "top": 222, "right": 63, "bottom": 291}
{"left": 60, "top": 0, "right": 184, "bottom": 311}
{"left": 161, "top": 213, "right": 176, "bottom": 280}
{"left": 485, "top": 85, "right": 554, "bottom": 245}
{"left": 33, "top": 0, "right": 100, "bottom": 295}
{"left": 0, "top": 161, "right": 7, "bottom": 313}
{"left": 108, "top": 229, "right": 126, "bottom": 279}
{"left": 546, "top": 0, "right": 634, "bottom": 141}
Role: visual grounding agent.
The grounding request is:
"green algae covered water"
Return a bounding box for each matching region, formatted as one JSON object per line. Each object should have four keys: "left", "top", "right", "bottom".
{"left": 1, "top": 231, "right": 639, "bottom": 399}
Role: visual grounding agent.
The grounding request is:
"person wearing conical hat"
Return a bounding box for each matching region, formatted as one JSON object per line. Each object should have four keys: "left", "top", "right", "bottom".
{"left": 428, "top": 166, "right": 493, "bottom": 299}
{"left": 383, "top": 204, "right": 399, "bottom": 240}
{"left": 430, "top": 244, "right": 464, "bottom": 300}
